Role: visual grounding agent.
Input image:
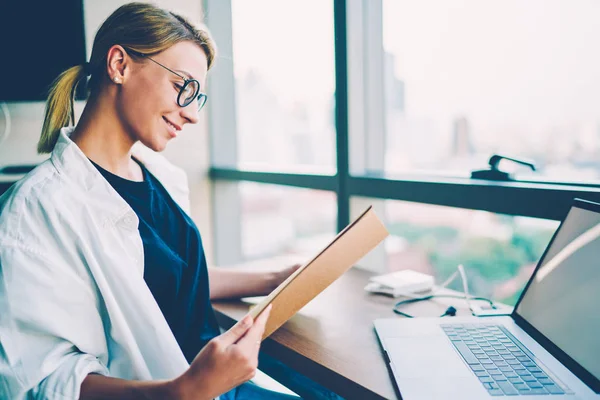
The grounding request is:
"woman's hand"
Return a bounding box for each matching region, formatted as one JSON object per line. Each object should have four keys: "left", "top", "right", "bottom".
{"left": 268, "top": 264, "right": 302, "bottom": 292}
{"left": 171, "top": 305, "right": 272, "bottom": 400}
{"left": 208, "top": 264, "right": 303, "bottom": 300}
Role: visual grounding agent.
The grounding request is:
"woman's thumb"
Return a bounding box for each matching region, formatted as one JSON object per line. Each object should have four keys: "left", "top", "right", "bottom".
{"left": 219, "top": 314, "right": 253, "bottom": 346}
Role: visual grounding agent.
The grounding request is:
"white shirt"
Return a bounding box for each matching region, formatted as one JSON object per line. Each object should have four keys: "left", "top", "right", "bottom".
{"left": 0, "top": 127, "right": 192, "bottom": 399}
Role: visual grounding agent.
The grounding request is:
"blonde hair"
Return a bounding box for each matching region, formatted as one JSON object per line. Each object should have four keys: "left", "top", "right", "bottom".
{"left": 38, "top": 2, "right": 217, "bottom": 154}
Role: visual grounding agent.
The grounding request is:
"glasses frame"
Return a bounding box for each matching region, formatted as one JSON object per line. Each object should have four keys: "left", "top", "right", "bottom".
{"left": 124, "top": 47, "right": 208, "bottom": 111}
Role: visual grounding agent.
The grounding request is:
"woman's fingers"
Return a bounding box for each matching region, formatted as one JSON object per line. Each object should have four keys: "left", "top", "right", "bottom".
{"left": 218, "top": 314, "right": 254, "bottom": 347}
{"left": 236, "top": 304, "right": 272, "bottom": 350}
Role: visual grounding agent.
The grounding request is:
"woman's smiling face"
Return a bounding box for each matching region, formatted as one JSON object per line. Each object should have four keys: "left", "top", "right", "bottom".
{"left": 111, "top": 41, "right": 208, "bottom": 152}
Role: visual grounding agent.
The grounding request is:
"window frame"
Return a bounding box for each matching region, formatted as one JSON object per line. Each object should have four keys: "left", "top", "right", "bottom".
{"left": 204, "top": 0, "right": 600, "bottom": 266}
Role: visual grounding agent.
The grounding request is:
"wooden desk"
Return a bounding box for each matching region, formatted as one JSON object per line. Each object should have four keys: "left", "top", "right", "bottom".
{"left": 213, "top": 267, "right": 474, "bottom": 400}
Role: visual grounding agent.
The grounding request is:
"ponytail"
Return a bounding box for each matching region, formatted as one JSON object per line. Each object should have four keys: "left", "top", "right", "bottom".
{"left": 37, "top": 65, "right": 86, "bottom": 154}
{"left": 38, "top": 3, "right": 217, "bottom": 154}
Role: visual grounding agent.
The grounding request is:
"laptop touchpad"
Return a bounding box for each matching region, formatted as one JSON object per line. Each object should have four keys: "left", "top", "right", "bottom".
{"left": 384, "top": 336, "right": 473, "bottom": 378}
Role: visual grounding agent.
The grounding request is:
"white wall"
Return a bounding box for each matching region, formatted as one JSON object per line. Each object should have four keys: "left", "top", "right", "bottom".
{"left": 0, "top": 0, "right": 214, "bottom": 261}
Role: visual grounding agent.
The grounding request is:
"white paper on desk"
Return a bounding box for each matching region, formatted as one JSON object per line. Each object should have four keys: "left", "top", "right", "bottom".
{"left": 248, "top": 206, "right": 389, "bottom": 340}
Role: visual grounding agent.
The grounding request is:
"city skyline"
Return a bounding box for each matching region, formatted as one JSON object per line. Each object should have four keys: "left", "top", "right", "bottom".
{"left": 231, "top": 0, "right": 600, "bottom": 182}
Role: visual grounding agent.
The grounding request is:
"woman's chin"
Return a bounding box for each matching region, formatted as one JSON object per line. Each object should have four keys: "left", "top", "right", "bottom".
{"left": 154, "top": 141, "right": 169, "bottom": 152}
{"left": 140, "top": 137, "right": 170, "bottom": 153}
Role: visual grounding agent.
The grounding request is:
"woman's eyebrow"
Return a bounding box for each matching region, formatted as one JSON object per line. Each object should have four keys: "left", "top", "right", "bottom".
{"left": 175, "top": 69, "right": 195, "bottom": 80}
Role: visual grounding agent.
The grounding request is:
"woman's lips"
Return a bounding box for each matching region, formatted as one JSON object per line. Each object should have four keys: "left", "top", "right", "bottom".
{"left": 163, "top": 117, "right": 180, "bottom": 138}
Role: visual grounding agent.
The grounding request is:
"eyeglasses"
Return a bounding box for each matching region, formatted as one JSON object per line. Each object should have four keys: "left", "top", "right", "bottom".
{"left": 125, "top": 48, "right": 207, "bottom": 112}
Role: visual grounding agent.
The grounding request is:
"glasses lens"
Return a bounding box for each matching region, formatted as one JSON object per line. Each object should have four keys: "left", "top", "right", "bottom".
{"left": 178, "top": 80, "right": 200, "bottom": 107}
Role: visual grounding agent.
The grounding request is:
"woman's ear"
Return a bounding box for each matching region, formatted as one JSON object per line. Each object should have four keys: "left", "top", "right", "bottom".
{"left": 106, "top": 45, "right": 129, "bottom": 84}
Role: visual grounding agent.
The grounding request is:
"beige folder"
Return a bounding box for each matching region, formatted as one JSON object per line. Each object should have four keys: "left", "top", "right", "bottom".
{"left": 248, "top": 206, "right": 389, "bottom": 339}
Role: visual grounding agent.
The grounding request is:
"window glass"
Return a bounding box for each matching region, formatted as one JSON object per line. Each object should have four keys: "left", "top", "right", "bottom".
{"left": 240, "top": 182, "right": 337, "bottom": 260}
{"left": 384, "top": 199, "right": 559, "bottom": 305}
{"left": 231, "top": 0, "right": 336, "bottom": 173}
{"left": 382, "top": 0, "right": 600, "bottom": 183}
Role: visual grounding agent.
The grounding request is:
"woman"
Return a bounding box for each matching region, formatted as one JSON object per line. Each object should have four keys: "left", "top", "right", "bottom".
{"left": 0, "top": 3, "right": 305, "bottom": 399}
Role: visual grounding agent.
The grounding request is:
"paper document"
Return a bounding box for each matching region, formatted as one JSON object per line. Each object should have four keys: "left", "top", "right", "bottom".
{"left": 248, "top": 206, "right": 389, "bottom": 339}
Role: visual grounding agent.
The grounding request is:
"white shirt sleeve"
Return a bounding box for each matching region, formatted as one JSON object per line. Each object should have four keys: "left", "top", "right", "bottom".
{"left": 33, "top": 352, "right": 108, "bottom": 400}
{"left": 0, "top": 244, "right": 109, "bottom": 400}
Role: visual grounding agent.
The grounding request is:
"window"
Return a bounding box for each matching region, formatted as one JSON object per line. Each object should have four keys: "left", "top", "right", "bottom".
{"left": 239, "top": 182, "right": 336, "bottom": 261}
{"left": 206, "top": 0, "right": 600, "bottom": 280}
{"left": 229, "top": 0, "right": 336, "bottom": 173}
{"left": 383, "top": 200, "right": 558, "bottom": 305}
{"left": 382, "top": 0, "right": 600, "bottom": 182}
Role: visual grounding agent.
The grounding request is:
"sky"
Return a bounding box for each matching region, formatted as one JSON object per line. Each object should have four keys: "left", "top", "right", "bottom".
{"left": 231, "top": 0, "right": 336, "bottom": 107}
{"left": 231, "top": 0, "right": 600, "bottom": 125}
{"left": 382, "top": 0, "right": 600, "bottom": 124}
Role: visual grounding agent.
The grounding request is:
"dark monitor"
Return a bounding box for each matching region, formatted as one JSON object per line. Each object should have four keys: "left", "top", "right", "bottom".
{"left": 0, "top": 0, "right": 86, "bottom": 102}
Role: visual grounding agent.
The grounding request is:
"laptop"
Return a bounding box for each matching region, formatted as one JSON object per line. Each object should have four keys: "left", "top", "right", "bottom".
{"left": 374, "top": 198, "right": 600, "bottom": 399}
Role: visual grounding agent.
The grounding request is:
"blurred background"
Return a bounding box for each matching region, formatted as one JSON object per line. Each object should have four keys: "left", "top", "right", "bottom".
{"left": 3, "top": 0, "right": 600, "bottom": 306}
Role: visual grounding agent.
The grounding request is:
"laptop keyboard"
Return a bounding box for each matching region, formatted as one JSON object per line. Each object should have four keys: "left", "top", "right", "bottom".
{"left": 441, "top": 324, "right": 566, "bottom": 396}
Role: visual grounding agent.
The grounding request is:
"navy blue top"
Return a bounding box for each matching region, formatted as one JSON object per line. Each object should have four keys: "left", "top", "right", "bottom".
{"left": 91, "top": 159, "right": 220, "bottom": 363}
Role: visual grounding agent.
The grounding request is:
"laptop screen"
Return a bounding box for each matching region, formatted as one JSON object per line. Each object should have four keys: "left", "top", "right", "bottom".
{"left": 516, "top": 202, "right": 600, "bottom": 385}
